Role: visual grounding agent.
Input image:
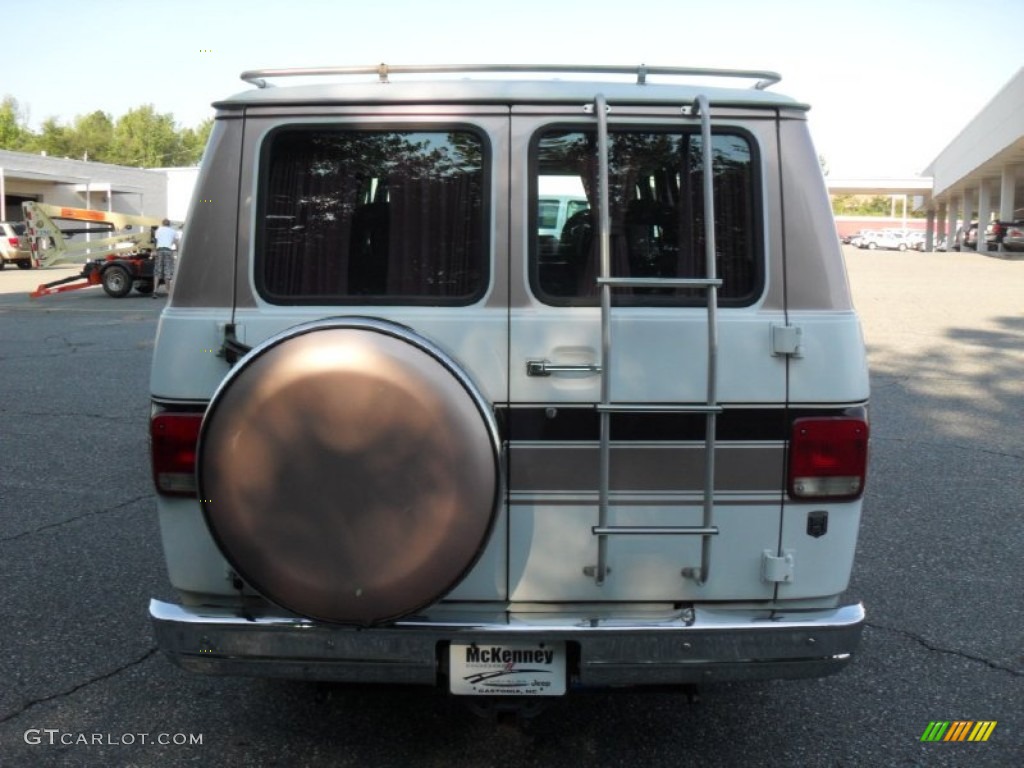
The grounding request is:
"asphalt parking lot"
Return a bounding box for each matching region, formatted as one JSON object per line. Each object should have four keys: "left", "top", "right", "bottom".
{"left": 0, "top": 250, "right": 1021, "bottom": 767}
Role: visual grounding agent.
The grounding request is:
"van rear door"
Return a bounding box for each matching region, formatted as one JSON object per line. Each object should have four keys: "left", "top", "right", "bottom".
{"left": 506, "top": 106, "right": 788, "bottom": 602}
{"left": 228, "top": 109, "right": 514, "bottom": 603}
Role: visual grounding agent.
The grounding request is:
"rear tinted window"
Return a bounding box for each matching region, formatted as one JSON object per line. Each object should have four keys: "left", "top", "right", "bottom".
{"left": 257, "top": 128, "right": 488, "bottom": 304}
{"left": 531, "top": 128, "right": 761, "bottom": 306}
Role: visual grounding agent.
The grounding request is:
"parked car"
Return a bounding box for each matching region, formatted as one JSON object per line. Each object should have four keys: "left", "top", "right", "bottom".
{"left": 952, "top": 222, "right": 978, "bottom": 251}
{"left": 984, "top": 219, "right": 1024, "bottom": 251}
{"left": 859, "top": 229, "right": 912, "bottom": 251}
{"left": 904, "top": 231, "right": 926, "bottom": 251}
{"left": 845, "top": 229, "right": 872, "bottom": 247}
{"left": 996, "top": 221, "right": 1024, "bottom": 252}
{"left": 0, "top": 221, "right": 33, "bottom": 269}
{"left": 849, "top": 230, "right": 877, "bottom": 248}
{"left": 148, "top": 64, "right": 870, "bottom": 713}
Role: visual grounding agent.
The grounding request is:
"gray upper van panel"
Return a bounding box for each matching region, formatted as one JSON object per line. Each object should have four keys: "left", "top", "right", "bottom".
{"left": 171, "top": 118, "right": 243, "bottom": 308}
{"left": 214, "top": 79, "right": 809, "bottom": 113}
{"left": 778, "top": 119, "right": 854, "bottom": 311}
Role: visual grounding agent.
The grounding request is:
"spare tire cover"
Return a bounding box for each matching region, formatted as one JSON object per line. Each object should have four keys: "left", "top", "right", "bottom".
{"left": 197, "top": 318, "right": 501, "bottom": 626}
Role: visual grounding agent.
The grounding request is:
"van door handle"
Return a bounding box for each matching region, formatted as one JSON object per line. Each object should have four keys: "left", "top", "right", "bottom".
{"left": 526, "top": 360, "right": 602, "bottom": 377}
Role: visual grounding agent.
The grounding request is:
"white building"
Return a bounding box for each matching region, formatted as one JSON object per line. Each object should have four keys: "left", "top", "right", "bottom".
{"left": 922, "top": 67, "right": 1024, "bottom": 253}
{"left": 158, "top": 166, "right": 201, "bottom": 222}
{"left": 0, "top": 150, "right": 168, "bottom": 221}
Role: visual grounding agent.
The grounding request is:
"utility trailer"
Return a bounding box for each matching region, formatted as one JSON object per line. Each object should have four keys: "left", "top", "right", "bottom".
{"left": 22, "top": 202, "right": 164, "bottom": 298}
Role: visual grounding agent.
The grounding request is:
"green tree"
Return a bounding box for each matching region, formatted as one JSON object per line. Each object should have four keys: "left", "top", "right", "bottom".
{"left": 1, "top": 97, "right": 212, "bottom": 167}
{"left": 0, "top": 96, "right": 30, "bottom": 149}
{"left": 831, "top": 194, "right": 853, "bottom": 214}
{"left": 110, "top": 104, "right": 184, "bottom": 167}
{"left": 831, "top": 193, "right": 925, "bottom": 219}
{"left": 69, "top": 110, "right": 114, "bottom": 162}
{"left": 26, "top": 117, "right": 74, "bottom": 157}
{"left": 863, "top": 195, "right": 890, "bottom": 216}
{"left": 179, "top": 117, "right": 213, "bottom": 165}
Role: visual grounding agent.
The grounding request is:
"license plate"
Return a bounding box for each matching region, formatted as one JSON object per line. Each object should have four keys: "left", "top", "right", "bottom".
{"left": 449, "top": 642, "right": 566, "bottom": 696}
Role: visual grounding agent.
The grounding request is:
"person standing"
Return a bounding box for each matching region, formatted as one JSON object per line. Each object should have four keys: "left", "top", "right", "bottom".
{"left": 153, "top": 219, "right": 179, "bottom": 298}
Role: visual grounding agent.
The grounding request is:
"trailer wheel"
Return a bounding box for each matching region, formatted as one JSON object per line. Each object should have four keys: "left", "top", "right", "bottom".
{"left": 101, "top": 265, "right": 133, "bottom": 298}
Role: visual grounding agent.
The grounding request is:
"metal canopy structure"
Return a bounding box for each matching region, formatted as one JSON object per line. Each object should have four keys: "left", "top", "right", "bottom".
{"left": 826, "top": 178, "right": 933, "bottom": 198}
{"left": 921, "top": 67, "right": 1024, "bottom": 252}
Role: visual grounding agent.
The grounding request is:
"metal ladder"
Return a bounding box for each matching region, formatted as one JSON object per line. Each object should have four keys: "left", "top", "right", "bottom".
{"left": 588, "top": 93, "right": 722, "bottom": 586}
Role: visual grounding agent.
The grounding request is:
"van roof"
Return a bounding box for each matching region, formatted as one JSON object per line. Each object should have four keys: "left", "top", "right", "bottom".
{"left": 214, "top": 64, "right": 809, "bottom": 112}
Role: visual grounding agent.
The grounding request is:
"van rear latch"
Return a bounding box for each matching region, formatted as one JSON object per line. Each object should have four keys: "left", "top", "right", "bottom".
{"left": 762, "top": 549, "right": 795, "bottom": 583}
{"left": 218, "top": 322, "right": 252, "bottom": 365}
{"left": 771, "top": 324, "right": 803, "bottom": 357}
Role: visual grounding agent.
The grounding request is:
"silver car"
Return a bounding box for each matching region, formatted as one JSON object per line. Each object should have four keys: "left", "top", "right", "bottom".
{"left": 860, "top": 230, "right": 912, "bottom": 251}
{"left": 1000, "top": 221, "right": 1024, "bottom": 252}
{"left": 0, "top": 221, "right": 33, "bottom": 269}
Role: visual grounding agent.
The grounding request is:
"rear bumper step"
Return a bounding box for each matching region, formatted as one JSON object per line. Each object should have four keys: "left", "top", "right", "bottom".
{"left": 150, "top": 600, "right": 865, "bottom": 688}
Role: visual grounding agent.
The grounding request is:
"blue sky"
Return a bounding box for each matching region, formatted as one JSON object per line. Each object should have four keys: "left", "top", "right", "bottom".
{"left": 6, "top": 0, "right": 1022, "bottom": 177}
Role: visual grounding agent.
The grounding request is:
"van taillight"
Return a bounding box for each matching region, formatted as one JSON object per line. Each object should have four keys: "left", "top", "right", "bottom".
{"left": 151, "top": 412, "right": 203, "bottom": 495}
{"left": 788, "top": 417, "right": 868, "bottom": 500}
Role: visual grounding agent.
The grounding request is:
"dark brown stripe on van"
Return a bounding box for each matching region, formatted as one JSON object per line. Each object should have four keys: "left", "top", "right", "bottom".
{"left": 500, "top": 406, "right": 861, "bottom": 443}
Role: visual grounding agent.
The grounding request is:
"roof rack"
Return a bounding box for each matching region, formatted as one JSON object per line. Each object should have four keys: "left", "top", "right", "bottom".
{"left": 239, "top": 64, "right": 781, "bottom": 91}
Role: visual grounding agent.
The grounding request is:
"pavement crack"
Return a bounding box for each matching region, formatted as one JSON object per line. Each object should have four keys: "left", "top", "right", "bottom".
{"left": 865, "top": 620, "right": 1023, "bottom": 676}
{"left": 0, "top": 407, "right": 135, "bottom": 423}
{"left": 0, "top": 647, "right": 159, "bottom": 724}
{"left": 0, "top": 494, "right": 151, "bottom": 543}
{"left": 870, "top": 435, "right": 1024, "bottom": 462}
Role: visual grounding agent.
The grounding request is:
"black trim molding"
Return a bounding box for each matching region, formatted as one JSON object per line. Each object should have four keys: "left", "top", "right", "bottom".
{"left": 501, "top": 405, "right": 866, "bottom": 442}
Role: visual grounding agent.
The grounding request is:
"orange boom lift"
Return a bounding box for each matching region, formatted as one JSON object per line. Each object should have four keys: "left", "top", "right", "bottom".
{"left": 22, "top": 202, "right": 167, "bottom": 298}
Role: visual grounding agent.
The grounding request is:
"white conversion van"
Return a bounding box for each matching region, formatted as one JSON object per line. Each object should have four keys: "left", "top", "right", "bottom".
{"left": 538, "top": 174, "right": 588, "bottom": 236}
{"left": 149, "top": 64, "right": 870, "bottom": 709}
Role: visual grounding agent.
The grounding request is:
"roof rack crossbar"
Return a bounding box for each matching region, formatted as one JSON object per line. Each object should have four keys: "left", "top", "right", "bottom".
{"left": 240, "top": 64, "right": 781, "bottom": 90}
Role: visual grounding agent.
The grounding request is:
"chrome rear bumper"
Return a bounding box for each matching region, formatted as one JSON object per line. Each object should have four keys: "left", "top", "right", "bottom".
{"left": 150, "top": 600, "right": 864, "bottom": 688}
